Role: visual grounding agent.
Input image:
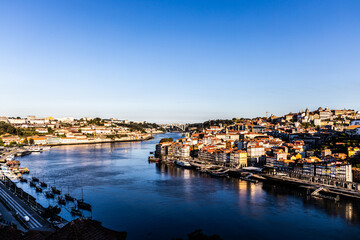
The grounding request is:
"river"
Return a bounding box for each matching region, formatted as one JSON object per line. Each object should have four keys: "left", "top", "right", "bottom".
{"left": 15, "top": 133, "right": 360, "bottom": 239}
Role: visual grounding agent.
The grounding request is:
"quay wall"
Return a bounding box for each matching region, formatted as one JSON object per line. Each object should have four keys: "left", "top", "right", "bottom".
{"left": 256, "top": 173, "right": 360, "bottom": 201}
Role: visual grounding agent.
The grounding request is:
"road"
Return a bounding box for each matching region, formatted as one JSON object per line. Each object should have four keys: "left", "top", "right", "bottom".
{"left": 0, "top": 182, "right": 47, "bottom": 230}
{"left": 0, "top": 148, "right": 20, "bottom": 160}
{"left": 0, "top": 199, "right": 26, "bottom": 231}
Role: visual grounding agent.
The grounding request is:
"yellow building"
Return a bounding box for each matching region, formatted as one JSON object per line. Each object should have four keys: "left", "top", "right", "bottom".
{"left": 232, "top": 150, "right": 248, "bottom": 168}
{"left": 348, "top": 147, "right": 360, "bottom": 157}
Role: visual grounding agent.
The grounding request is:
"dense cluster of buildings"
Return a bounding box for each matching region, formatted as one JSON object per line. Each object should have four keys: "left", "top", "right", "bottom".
{"left": 156, "top": 107, "right": 360, "bottom": 183}
{"left": 0, "top": 116, "right": 162, "bottom": 146}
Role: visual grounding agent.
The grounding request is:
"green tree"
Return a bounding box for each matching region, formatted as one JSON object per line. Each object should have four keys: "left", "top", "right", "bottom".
{"left": 8, "top": 141, "right": 16, "bottom": 147}
{"left": 29, "top": 138, "right": 35, "bottom": 145}
{"left": 160, "top": 138, "right": 173, "bottom": 143}
{"left": 87, "top": 117, "right": 104, "bottom": 126}
{"left": 0, "top": 138, "right": 3, "bottom": 146}
{"left": 23, "top": 138, "right": 29, "bottom": 145}
{"left": 47, "top": 127, "right": 54, "bottom": 134}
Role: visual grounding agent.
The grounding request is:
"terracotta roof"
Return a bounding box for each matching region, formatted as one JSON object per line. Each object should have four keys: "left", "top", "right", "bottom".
{"left": 0, "top": 224, "right": 23, "bottom": 240}
{"left": 46, "top": 218, "right": 127, "bottom": 240}
{"left": 347, "top": 125, "right": 360, "bottom": 130}
{"left": 0, "top": 219, "right": 126, "bottom": 240}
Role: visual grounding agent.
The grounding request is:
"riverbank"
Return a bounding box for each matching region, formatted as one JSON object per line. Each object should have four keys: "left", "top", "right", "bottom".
{"left": 47, "top": 135, "right": 154, "bottom": 147}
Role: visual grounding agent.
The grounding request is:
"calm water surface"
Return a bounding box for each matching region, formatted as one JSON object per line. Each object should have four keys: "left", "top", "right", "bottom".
{"left": 16, "top": 133, "right": 360, "bottom": 239}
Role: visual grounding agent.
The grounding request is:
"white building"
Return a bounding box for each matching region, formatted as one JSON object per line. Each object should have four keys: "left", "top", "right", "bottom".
{"left": 81, "top": 127, "right": 95, "bottom": 134}
{"left": 247, "top": 146, "right": 265, "bottom": 166}
{"left": 28, "top": 119, "right": 46, "bottom": 124}
{"left": 60, "top": 137, "right": 77, "bottom": 144}
{"left": 36, "top": 128, "right": 48, "bottom": 134}
{"left": 314, "top": 119, "right": 321, "bottom": 126}
{"left": 56, "top": 117, "right": 75, "bottom": 123}
{"left": 0, "top": 116, "right": 9, "bottom": 123}
{"left": 8, "top": 118, "right": 26, "bottom": 125}
{"left": 95, "top": 128, "right": 112, "bottom": 134}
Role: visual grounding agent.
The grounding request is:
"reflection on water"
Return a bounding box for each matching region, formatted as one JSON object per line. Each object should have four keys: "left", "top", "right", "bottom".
{"left": 154, "top": 161, "right": 360, "bottom": 225}
{"left": 15, "top": 133, "right": 360, "bottom": 240}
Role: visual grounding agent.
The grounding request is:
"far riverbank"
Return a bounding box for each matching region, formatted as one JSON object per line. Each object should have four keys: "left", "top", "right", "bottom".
{"left": 46, "top": 134, "right": 154, "bottom": 147}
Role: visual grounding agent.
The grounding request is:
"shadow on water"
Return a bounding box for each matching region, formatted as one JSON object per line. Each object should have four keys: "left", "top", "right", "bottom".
{"left": 260, "top": 182, "right": 360, "bottom": 224}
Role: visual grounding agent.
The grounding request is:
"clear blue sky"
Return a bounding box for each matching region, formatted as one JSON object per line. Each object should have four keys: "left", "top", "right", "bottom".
{"left": 0, "top": 1, "right": 359, "bottom": 123}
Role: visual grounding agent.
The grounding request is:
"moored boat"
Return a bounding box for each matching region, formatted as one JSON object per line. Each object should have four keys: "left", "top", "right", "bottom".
{"left": 51, "top": 186, "right": 61, "bottom": 194}
{"left": 198, "top": 168, "right": 208, "bottom": 173}
{"left": 175, "top": 160, "right": 192, "bottom": 169}
{"left": 16, "top": 151, "right": 31, "bottom": 157}
{"left": 209, "top": 169, "right": 229, "bottom": 178}
{"left": 65, "top": 186, "right": 75, "bottom": 201}
{"left": 71, "top": 207, "right": 82, "bottom": 216}
{"left": 5, "top": 155, "right": 15, "bottom": 161}
{"left": 41, "top": 146, "right": 51, "bottom": 151}
{"left": 29, "top": 146, "right": 42, "bottom": 152}
{"left": 35, "top": 186, "right": 43, "bottom": 192}
{"left": 45, "top": 191, "right": 55, "bottom": 199}
{"left": 32, "top": 176, "right": 39, "bottom": 182}
{"left": 58, "top": 196, "right": 66, "bottom": 205}
{"left": 65, "top": 193, "right": 75, "bottom": 202}
{"left": 77, "top": 189, "right": 91, "bottom": 211}
{"left": 40, "top": 176, "right": 47, "bottom": 187}
{"left": 239, "top": 177, "right": 259, "bottom": 183}
{"left": 77, "top": 199, "right": 91, "bottom": 211}
{"left": 19, "top": 177, "right": 27, "bottom": 183}
{"left": 148, "top": 156, "right": 160, "bottom": 162}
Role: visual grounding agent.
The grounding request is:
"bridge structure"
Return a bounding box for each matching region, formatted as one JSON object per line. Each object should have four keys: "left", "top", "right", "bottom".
{"left": 161, "top": 123, "right": 188, "bottom": 132}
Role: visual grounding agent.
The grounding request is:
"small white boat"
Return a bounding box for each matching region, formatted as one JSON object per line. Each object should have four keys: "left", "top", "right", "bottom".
{"left": 30, "top": 146, "right": 42, "bottom": 152}
{"left": 5, "top": 155, "right": 15, "bottom": 161}
{"left": 148, "top": 156, "right": 160, "bottom": 162}
{"left": 1, "top": 166, "right": 19, "bottom": 181}
{"left": 41, "top": 146, "right": 51, "bottom": 151}
{"left": 175, "top": 160, "right": 192, "bottom": 168}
